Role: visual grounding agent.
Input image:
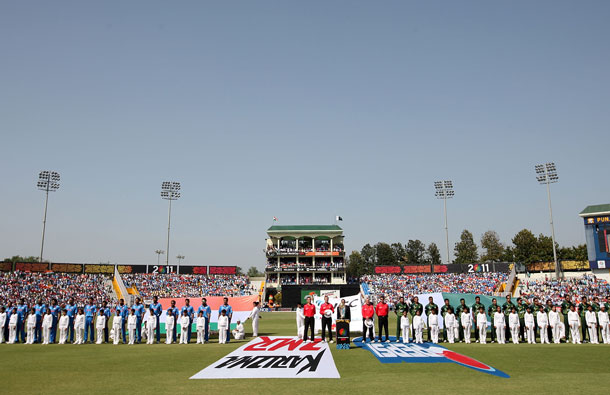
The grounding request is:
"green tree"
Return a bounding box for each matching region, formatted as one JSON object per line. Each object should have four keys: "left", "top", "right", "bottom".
{"left": 454, "top": 229, "right": 479, "bottom": 264}
{"left": 360, "top": 244, "right": 376, "bottom": 274}
{"left": 536, "top": 234, "right": 557, "bottom": 262}
{"left": 375, "top": 242, "right": 396, "bottom": 266}
{"left": 2, "top": 255, "right": 41, "bottom": 263}
{"left": 405, "top": 239, "right": 426, "bottom": 264}
{"left": 235, "top": 266, "right": 244, "bottom": 276}
{"left": 500, "top": 246, "right": 515, "bottom": 262}
{"left": 558, "top": 244, "right": 588, "bottom": 261}
{"left": 480, "top": 230, "right": 505, "bottom": 262}
{"left": 246, "top": 266, "right": 263, "bottom": 277}
{"left": 426, "top": 242, "right": 442, "bottom": 265}
{"left": 390, "top": 242, "right": 407, "bottom": 264}
{"left": 512, "top": 229, "right": 538, "bottom": 264}
{"left": 346, "top": 251, "right": 367, "bottom": 276}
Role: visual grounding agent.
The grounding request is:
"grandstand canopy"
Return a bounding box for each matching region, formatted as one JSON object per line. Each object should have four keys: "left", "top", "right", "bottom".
{"left": 267, "top": 225, "right": 343, "bottom": 238}
{"left": 579, "top": 204, "right": 610, "bottom": 217}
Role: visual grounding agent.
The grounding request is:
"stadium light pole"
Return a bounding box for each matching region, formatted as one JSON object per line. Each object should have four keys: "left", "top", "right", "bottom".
{"left": 155, "top": 249, "right": 165, "bottom": 266}
{"left": 535, "top": 162, "right": 560, "bottom": 279}
{"left": 176, "top": 255, "right": 185, "bottom": 274}
{"left": 435, "top": 180, "right": 454, "bottom": 265}
{"left": 161, "top": 181, "right": 181, "bottom": 267}
{"left": 37, "top": 171, "right": 60, "bottom": 269}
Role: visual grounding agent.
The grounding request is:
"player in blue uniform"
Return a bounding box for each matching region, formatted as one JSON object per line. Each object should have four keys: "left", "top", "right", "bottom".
{"left": 168, "top": 300, "right": 180, "bottom": 343}
{"left": 34, "top": 299, "right": 47, "bottom": 343}
{"left": 181, "top": 299, "right": 195, "bottom": 343}
{"left": 219, "top": 297, "right": 233, "bottom": 343}
{"left": 84, "top": 297, "right": 97, "bottom": 343}
{"left": 133, "top": 297, "right": 145, "bottom": 343}
{"left": 48, "top": 298, "right": 61, "bottom": 343}
{"left": 101, "top": 301, "right": 111, "bottom": 343}
{"left": 198, "top": 298, "right": 212, "bottom": 343}
{"left": 151, "top": 296, "right": 163, "bottom": 343}
{"left": 16, "top": 298, "right": 28, "bottom": 343}
{"left": 65, "top": 297, "right": 78, "bottom": 343}
{"left": 4, "top": 302, "right": 13, "bottom": 342}
{"left": 116, "top": 299, "right": 129, "bottom": 343}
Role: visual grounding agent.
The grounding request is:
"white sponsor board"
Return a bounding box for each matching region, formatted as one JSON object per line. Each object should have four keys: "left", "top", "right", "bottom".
{"left": 313, "top": 294, "right": 362, "bottom": 332}
{"left": 190, "top": 336, "right": 340, "bottom": 379}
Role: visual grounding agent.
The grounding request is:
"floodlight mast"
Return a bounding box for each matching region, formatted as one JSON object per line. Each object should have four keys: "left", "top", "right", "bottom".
{"left": 161, "top": 182, "right": 181, "bottom": 268}
{"left": 176, "top": 255, "right": 185, "bottom": 274}
{"left": 155, "top": 249, "right": 165, "bottom": 266}
{"left": 435, "top": 180, "right": 454, "bottom": 265}
{"left": 37, "top": 171, "right": 60, "bottom": 268}
{"left": 535, "top": 163, "right": 560, "bottom": 279}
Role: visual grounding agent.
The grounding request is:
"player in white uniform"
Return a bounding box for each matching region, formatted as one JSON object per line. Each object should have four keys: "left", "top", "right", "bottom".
{"left": 179, "top": 311, "right": 190, "bottom": 344}
{"left": 548, "top": 305, "right": 561, "bottom": 343}
{"left": 400, "top": 310, "right": 411, "bottom": 343}
{"left": 7, "top": 308, "right": 18, "bottom": 344}
{"left": 536, "top": 306, "right": 550, "bottom": 344}
{"left": 567, "top": 306, "right": 581, "bottom": 344}
{"left": 428, "top": 309, "right": 439, "bottom": 344}
{"left": 74, "top": 308, "right": 85, "bottom": 345}
{"left": 296, "top": 303, "right": 305, "bottom": 339}
{"left": 597, "top": 305, "right": 609, "bottom": 344}
{"left": 508, "top": 307, "right": 520, "bottom": 344}
{"left": 493, "top": 306, "right": 506, "bottom": 344}
{"left": 460, "top": 307, "right": 472, "bottom": 344}
{"left": 585, "top": 305, "right": 599, "bottom": 344}
{"left": 247, "top": 301, "right": 261, "bottom": 337}
{"left": 26, "top": 309, "right": 37, "bottom": 344}
{"left": 218, "top": 310, "right": 229, "bottom": 344}
{"left": 146, "top": 308, "right": 157, "bottom": 344}
{"left": 444, "top": 309, "right": 457, "bottom": 343}
{"left": 165, "top": 310, "right": 175, "bottom": 344}
{"left": 95, "top": 312, "right": 106, "bottom": 344}
{"left": 0, "top": 307, "right": 6, "bottom": 344}
{"left": 232, "top": 320, "right": 245, "bottom": 340}
{"left": 42, "top": 311, "right": 53, "bottom": 345}
{"left": 476, "top": 307, "right": 487, "bottom": 344}
{"left": 112, "top": 311, "right": 122, "bottom": 345}
{"left": 196, "top": 312, "right": 206, "bottom": 344}
{"left": 58, "top": 310, "right": 70, "bottom": 344}
{"left": 524, "top": 308, "right": 535, "bottom": 344}
{"left": 127, "top": 309, "right": 137, "bottom": 345}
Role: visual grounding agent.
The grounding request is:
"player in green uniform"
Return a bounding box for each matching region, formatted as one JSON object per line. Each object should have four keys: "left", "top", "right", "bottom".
{"left": 410, "top": 296, "right": 423, "bottom": 319}
{"left": 561, "top": 295, "right": 573, "bottom": 343}
{"left": 394, "top": 297, "right": 409, "bottom": 342}
{"left": 455, "top": 298, "right": 467, "bottom": 342}
{"left": 425, "top": 297, "right": 438, "bottom": 342}
{"left": 545, "top": 299, "right": 554, "bottom": 341}
{"left": 578, "top": 296, "right": 591, "bottom": 343}
{"left": 487, "top": 298, "right": 499, "bottom": 343}
{"left": 471, "top": 296, "right": 485, "bottom": 343}
{"left": 502, "top": 294, "right": 516, "bottom": 341}
{"left": 516, "top": 298, "right": 527, "bottom": 342}
{"left": 440, "top": 299, "right": 453, "bottom": 342}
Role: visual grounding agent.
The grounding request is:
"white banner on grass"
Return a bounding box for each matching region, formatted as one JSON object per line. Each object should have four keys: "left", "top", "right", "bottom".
{"left": 313, "top": 294, "right": 362, "bottom": 332}
{"left": 190, "top": 336, "right": 340, "bottom": 379}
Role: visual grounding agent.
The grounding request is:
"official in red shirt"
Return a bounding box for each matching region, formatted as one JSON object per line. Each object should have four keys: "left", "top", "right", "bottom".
{"left": 361, "top": 297, "right": 375, "bottom": 342}
{"left": 376, "top": 295, "right": 390, "bottom": 342}
{"left": 320, "top": 296, "right": 335, "bottom": 343}
{"left": 303, "top": 297, "right": 316, "bottom": 342}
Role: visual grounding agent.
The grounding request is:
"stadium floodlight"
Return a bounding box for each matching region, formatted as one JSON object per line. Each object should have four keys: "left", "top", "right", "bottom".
{"left": 161, "top": 181, "right": 181, "bottom": 266}
{"left": 176, "top": 255, "right": 185, "bottom": 274}
{"left": 155, "top": 249, "right": 165, "bottom": 266}
{"left": 434, "top": 180, "right": 454, "bottom": 265}
{"left": 37, "top": 171, "right": 60, "bottom": 268}
{"left": 535, "top": 162, "right": 560, "bottom": 279}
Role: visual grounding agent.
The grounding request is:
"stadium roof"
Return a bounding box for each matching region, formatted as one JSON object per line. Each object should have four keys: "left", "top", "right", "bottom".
{"left": 579, "top": 204, "right": 610, "bottom": 217}
{"left": 267, "top": 225, "right": 343, "bottom": 238}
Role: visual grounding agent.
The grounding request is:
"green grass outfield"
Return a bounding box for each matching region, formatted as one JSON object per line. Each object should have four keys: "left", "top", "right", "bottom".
{"left": 2, "top": 312, "right": 609, "bottom": 394}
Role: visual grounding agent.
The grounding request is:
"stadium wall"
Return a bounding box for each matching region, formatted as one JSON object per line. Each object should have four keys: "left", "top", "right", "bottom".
{"left": 281, "top": 284, "right": 360, "bottom": 308}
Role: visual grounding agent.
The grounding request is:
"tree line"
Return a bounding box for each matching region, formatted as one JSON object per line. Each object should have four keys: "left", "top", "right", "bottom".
{"left": 346, "top": 229, "right": 587, "bottom": 277}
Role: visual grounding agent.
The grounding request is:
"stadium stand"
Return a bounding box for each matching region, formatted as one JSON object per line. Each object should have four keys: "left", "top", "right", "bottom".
{"left": 121, "top": 273, "right": 256, "bottom": 298}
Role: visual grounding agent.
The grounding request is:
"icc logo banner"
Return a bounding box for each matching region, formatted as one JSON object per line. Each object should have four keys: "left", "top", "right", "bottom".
{"left": 190, "top": 336, "right": 340, "bottom": 379}
{"left": 353, "top": 337, "right": 509, "bottom": 378}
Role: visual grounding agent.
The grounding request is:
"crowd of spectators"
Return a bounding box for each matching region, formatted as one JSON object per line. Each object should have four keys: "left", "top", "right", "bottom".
{"left": 360, "top": 272, "right": 508, "bottom": 302}
{"left": 122, "top": 273, "right": 256, "bottom": 299}
{"left": 0, "top": 271, "right": 113, "bottom": 306}
{"left": 519, "top": 274, "right": 610, "bottom": 304}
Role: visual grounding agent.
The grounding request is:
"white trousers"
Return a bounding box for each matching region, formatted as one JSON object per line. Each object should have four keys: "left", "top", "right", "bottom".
{"left": 297, "top": 324, "right": 304, "bottom": 339}
{"left": 75, "top": 326, "right": 84, "bottom": 344}
{"left": 59, "top": 328, "right": 68, "bottom": 344}
{"left": 526, "top": 326, "right": 535, "bottom": 343}
{"left": 462, "top": 324, "right": 471, "bottom": 343}
{"left": 588, "top": 325, "right": 599, "bottom": 344}
{"left": 197, "top": 328, "right": 205, "bottom": 344}
{"left": 166, "top": 325, "right": 174, "bottom": 344}
{"left": 496, "top": 325, "right": 505, "bottom": 344}
{"left": 147, "top": 325, "right": 155, "bottom": 344}
{"left": 600, "top": 323, "right": 610, "bottom": 344}
{"left": 510, "top": 325, "right": 519, "bottom": 344}
{"left": 8, "top": 325, "right": 16, "bottom": 344}
{"left": 446, "top": 326, "right": 455, "bottom": 343}
{"left": 430, "top": 325, "right": 439, "bottom": 343}
{"left": 26, "top": 325, "right": 35, "bottom": 344}
{"left": 252, "top": 319, "right": 259, "bottom": 337}
{"left": 43, "top": 326, "right": 51, "bottom": 344}
{"left": 180, "top": 327, "right": 189, "bottom": 344}
{"left": 0, "top": 326, "right": 4, "bottom": 343}
{"left": 128, "top": 327, "right": 136, "bottom": 344}
{"left": 401, "top": 325, "right": 410, "bottom": 343}
{"left": 414, "top": 327, "right": 423, "bottom": 343}
{"left": 478, "top": 324, "right": 486, "bottom": 344}
{"left": 569, "top": 322, "right": 580, "bottom": 344}
{"left": 551, "top": 324, "right": 561, "bottom": 343}
{"left": 113, "top": 324, "right": 121, "bottom": 344}
{"left": 219, "top": 327, "right": 227, "bottom": 343}
{"left": 96, "top": 328, "right": 104, "bottom": 344}
{"left": 539, "top": 324, "right": 549, "bottom": 344}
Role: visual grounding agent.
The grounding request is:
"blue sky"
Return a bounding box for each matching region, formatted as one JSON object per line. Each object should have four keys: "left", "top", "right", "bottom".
{"left": 1, "top": 1, "right": 608, "bottom": 268}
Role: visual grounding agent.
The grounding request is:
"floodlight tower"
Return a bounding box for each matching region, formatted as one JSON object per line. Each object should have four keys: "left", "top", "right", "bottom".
{"left": 435, "top": 180, "right": 454, "bottom": 265}
{"left": 535, "top": 162, "right": 560, "bottom": 279}
{"left": 37, "top": 171, "right": 60, "bottom": 268}
{"left": 155, "top": 249, "right": 165, "bottom": 266}
{"left": 176, "top": 255, "right": 185, "bottom": 274}
{"left": 161, "top": 181, "right": 181, "bottom": 266}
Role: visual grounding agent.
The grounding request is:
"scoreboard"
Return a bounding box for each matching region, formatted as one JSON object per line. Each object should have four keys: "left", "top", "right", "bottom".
{"left": 209, "top": 266, "right": 237, "bottom": 275}
{"left": 374, "top": 263, "right": 511, "bottom": 274}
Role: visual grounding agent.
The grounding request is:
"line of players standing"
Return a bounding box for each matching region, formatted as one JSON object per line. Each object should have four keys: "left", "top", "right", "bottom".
{"left": 0, "top": 296, "right": 244, "bottom": 345}
{"left": 358, "top": 294, "right": 610, "bottom": 344}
